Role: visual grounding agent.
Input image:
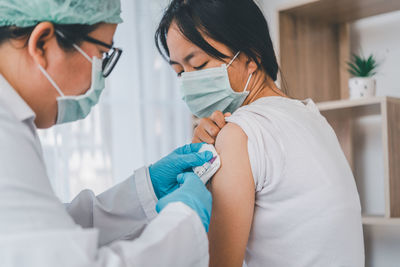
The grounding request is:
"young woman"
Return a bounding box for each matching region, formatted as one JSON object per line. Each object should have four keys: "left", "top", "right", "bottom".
{"left": 155, "top": 0, "right": 365, "bottom": 266}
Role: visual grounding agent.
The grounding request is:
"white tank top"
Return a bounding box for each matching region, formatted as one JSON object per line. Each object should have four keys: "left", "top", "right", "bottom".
{"left": 226, "top": 96, "right": 364, "bottom": 267}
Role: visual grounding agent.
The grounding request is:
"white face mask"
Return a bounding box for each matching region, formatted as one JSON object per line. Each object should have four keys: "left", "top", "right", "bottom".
{"left": 38, "top": 36, "right": 105, "bottom": 125}
{"left": 178, "top": 51, "right": 252, "bottom": 118}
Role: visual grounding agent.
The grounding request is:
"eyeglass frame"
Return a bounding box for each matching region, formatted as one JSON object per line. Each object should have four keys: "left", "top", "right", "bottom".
{"left": 55, "top": 30, "right": 123, "bottom": 78}
{"left": 82, "top": 35, "right": 123, "bottom": 77}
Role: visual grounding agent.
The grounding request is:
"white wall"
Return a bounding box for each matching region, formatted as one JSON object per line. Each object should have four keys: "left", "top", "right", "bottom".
{"left": 351, "top": 11, "right": 400, "bottom": 98}
{"left": 260, "top": 1, "right": 400, "bottom": 267}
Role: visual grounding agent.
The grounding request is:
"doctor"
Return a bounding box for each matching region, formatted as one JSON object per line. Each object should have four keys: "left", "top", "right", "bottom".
{"left": 0, "top": 0, "right": 223, "bottom": 266}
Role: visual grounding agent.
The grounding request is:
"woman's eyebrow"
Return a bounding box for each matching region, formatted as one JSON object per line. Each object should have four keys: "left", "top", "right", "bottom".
{"left": 183, "top": 52, "right": 198, "bottom": 63}
{"left": 169, "top": 51, "right": 201, "bottom": 65}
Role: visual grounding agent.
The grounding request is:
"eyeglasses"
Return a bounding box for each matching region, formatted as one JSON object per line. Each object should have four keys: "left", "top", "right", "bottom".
{"left": 83, "top": 35, "right": 123, "bottom": 78}
{"left": 56, "top": 30, "right": 123, "bottom": 78}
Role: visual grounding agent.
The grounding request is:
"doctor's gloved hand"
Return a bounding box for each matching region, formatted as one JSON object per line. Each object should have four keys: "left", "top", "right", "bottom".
{"left": 192, "top": 110, "right": 231, "bottom": 144}
{"left": 156, "top": 172, "right": 212, "bottom": 232}
{"left": 149, "top": 143, "right": 213, "bottom": 199}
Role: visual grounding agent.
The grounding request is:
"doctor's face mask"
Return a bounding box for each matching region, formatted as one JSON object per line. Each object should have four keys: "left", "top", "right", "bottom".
{"left": 38, "top": 31, "right": 105, "bottom": 125}
{"left": 178, "top": 52, "right": 253, "bottom": 118}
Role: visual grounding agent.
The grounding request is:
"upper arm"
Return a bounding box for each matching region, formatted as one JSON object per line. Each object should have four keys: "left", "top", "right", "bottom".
{"left": 208, "top": 122, "right": 255, "bottom": 267}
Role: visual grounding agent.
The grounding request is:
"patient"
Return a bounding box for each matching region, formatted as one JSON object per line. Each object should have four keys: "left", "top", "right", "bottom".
{"left": 156, "top": 0, "right": 365, "bottom": 266}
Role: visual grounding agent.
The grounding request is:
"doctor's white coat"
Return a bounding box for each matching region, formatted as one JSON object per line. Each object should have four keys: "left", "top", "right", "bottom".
{"left": 0, "top": 74, "right": 209, "bottom": 267}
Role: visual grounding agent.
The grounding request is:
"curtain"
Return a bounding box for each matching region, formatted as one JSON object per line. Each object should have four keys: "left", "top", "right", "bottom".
{"left": 39, "top": 0, "right": 193, "bottom": 202}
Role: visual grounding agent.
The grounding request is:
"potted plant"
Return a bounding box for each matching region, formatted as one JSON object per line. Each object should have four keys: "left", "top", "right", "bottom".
{"left": 347, "top": 53, "right": 379, "bottom": 99}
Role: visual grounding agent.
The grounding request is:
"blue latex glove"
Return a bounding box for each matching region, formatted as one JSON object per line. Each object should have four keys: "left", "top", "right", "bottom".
{"left": 156, "top": 172, "right": 212, "bottom": 232}
{"left": 149, "top": 143, "right": 213, "bottom": 199}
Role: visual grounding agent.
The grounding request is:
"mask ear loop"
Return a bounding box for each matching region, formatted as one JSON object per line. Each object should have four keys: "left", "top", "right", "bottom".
{"left": 38, "top": 64, "right": 65, "bottom": 97}
{"left": 39, "top": 31, "right": 94, "bottom": 98}
{"left": 55, "top": 30, "right": 93, "bottom": 63}
{"left": 243, "top": 73, "right": 253, "bottom": 92}
{"left": 72, "top": 44, "right": 93, "bottom": 63}
{"left": 227, "top": 51, "right": 253, "bottom": 93}
{"left": 226, "top": 51, "right": 253, "bottom": 93}
{"left": 227, "top": 51, "right": 241, "bottom": 68}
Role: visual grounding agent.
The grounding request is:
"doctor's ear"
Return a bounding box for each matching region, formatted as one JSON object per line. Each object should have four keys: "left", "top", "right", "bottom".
{"left": 28, "top": 22, "right": 56, "bottom": 69}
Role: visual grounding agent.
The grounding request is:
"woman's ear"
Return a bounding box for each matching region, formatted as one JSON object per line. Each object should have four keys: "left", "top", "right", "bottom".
{"left": 28, "top": 22, "right": 56, "bottom": 69}
{"left": 246, "top": 56, "right": 259, "bottom": 76}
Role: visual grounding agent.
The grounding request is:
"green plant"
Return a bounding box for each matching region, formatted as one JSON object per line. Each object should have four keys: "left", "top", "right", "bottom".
{"left": 347, "top": 53, "right": 379, "bottom": 77}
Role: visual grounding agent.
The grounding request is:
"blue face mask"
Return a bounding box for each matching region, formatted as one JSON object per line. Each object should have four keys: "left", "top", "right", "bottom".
{"left": 178, "top": 52, "right": 253, "bottom": 118}
{"left": 38, "top": 39, "right": 105, "bottom": 125}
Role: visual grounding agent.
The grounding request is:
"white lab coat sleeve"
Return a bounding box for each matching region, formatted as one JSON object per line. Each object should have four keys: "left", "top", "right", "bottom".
{"left": 96, "top": 202, "right": 209, "bottom": 267}
{"left": 0, "top": 202, "right": 209, "bottom": 267}
{"left": 65, "top": 167, "right": 159, "bottom": 246}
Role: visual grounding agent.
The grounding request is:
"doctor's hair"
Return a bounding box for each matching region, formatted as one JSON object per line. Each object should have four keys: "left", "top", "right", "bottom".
{"left": 0, "top": 23, "right": 99, "bottom": 51}
{"left": 155, "top": 0, "right": 279, "bottom": 82}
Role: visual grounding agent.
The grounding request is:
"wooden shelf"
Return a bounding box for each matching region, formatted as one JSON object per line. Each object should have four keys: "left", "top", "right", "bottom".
{"left": 363, "top": 216, "right": 400, "bottom": 226}
{"left": 317, "top": 96, "right": 389, "bottom": 111}
{"left": 280, "top": 0, "right": 400, "bottom": 24}
{"left": 316, "top": 96, "right": 400, "bottom": 218}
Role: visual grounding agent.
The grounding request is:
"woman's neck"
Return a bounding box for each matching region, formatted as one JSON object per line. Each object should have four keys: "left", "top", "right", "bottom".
{"left": 243, "top": 72, "right": 287, "bottom": 106}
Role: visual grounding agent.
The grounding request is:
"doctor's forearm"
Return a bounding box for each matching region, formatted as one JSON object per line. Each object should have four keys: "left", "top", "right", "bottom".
{"left": 94, "top": 202, "right": 209, "bottom": 267}
{"left": 65, "top": 166, "right": 158, "bottom": 246}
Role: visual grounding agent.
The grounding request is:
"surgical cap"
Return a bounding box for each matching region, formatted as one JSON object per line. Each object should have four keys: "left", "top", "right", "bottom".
{"left": 0, "top": 0, "right": 123, "bottom": 27}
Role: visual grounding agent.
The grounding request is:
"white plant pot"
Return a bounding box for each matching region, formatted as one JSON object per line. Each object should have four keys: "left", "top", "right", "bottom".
{"left": 348, "top": 77, "right": 377, "bottom": 99}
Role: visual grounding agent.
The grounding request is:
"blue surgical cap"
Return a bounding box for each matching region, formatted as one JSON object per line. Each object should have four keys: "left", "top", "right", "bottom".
{"left": 0, "top": 0, "right": 123, "bottom": 27}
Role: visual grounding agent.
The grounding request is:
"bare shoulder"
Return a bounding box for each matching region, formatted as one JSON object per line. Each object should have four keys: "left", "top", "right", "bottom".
{"left": 211, "top": 122, "right": 254, "bottom": 188}
{"left": 215, "top": 122, "right": 248, "bottom": 153}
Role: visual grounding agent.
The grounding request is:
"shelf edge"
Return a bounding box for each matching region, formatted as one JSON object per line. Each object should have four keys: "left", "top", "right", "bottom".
{"left": 362, "top": 216, "right": 400, "bottom": 226}
{"left": 317, "top": 97, "right": 387, "bottom": 111}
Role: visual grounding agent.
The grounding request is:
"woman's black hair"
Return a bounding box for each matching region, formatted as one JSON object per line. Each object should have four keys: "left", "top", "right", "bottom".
{"left": 0, "top": 23, "right": 99, "bottom": 51}
{"left": 155, "top": 0, "right": 279, "bottom": 82}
